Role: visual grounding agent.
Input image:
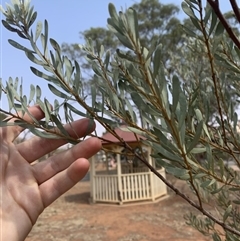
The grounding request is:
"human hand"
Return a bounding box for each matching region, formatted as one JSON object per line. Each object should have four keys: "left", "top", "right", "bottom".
{"left": 0, "top": 106, "right": 101, "bottom": 241}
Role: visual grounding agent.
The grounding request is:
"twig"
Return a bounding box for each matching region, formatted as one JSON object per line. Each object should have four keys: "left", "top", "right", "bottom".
{"left": 229, "top": 0, "right": 240, "bottom": 24}
{"left": 122, "top": 140, "right": 240, "bottom": 237}
{"left": 207, "top": 0, "right": 240, "bottom": 49}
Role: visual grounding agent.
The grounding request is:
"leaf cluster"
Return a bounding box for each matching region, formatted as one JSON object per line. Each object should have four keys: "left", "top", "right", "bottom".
{"left": 1, "top": 0, "right": 240, "bottom": 240}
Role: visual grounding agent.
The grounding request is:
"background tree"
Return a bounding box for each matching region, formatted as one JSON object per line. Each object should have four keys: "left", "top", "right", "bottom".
{"left": 62, "top": 0, "right": 239, "bottom": 123}
{"left": 62, "top": 0, "right": 184, "bottom": 89}
{"left": 62, "top": 0, "right": 186, "bottom": 128}
{"left": 1, "top": 0, "right": 240, "bottom": 240}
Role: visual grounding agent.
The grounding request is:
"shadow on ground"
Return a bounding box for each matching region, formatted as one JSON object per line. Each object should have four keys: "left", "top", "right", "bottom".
{"left": 64, "top": 192, "right": 90, "bottom": 204}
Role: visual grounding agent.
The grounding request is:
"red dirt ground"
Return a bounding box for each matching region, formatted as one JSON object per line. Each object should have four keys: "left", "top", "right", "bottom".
{"left": 25, "top": 176, "right": 211, "bottom": 241}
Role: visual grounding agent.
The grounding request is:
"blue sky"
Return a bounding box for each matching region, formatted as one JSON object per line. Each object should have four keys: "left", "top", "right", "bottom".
{"left": 0, "top": 0, "right": 235, "bottom": 134}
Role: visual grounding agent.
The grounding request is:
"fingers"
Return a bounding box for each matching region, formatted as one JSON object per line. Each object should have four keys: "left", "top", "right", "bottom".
{"left": 17, "top": 118, "right": 96, "bottom": 163}
{"left": 39, "top": 157, "right": 89, "bottom": 207}
{"left": 32, "top": 137, "right": 101, "bottom": 184}
{"left": 1, "top": 105, "right": 44, "bottom": 142}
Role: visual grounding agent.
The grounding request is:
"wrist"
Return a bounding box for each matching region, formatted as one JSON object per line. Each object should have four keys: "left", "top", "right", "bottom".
{"left": 1, "top": 209, "right": 33, "bottom": 241}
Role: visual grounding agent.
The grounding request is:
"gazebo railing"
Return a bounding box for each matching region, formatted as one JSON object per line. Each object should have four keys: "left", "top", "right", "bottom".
{"left": 92, "top": 169, "right": 166, "bottom": 204}
{"left": 93, "top": 175, "right": 119, "bottom": 202}
{"left": 121, "top": 172, "right": 151, "bottom": 201}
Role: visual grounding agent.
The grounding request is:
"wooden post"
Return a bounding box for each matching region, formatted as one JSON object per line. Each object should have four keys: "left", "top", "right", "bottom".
{"left": 90, "top": 155, "right": 96, "bottom": 203}
{"left": 117, "top": 148, "right": 123, "bottom": 205}
{"left": 147, "top": 146, "right": 155, "bottom": 201}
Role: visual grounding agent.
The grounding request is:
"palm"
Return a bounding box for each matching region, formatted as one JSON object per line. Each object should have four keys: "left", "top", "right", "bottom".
{"left": 0, "top": 106, "right": 101, "bottom": 240}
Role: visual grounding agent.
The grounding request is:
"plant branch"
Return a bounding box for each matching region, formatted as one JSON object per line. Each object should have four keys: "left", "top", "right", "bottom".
{"left": 122, "top": 139, "right": 240, "bottom": 237}
{"left": 229, "top": 0, "right": 240, "bottom": 24}
{"left": 207, "top": 0, "right": 240, "bottom": 49}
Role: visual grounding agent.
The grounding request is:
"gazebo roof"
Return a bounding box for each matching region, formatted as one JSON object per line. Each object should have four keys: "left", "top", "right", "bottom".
{"left": 102, "top": 125, "right": 144, "bottom": 145}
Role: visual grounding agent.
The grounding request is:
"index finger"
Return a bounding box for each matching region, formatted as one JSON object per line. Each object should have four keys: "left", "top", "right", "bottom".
{"left": 1, "top": 105, "right": 44, "bottom": 142}
{"left": 17, "top": 118, "right": 96, "bottom": 163}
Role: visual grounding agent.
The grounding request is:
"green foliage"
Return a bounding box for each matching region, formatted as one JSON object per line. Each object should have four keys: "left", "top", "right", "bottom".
{"left": 1, "top": 0, "right": 240, "bottom": 240}
{"left": 61, "top": 0, "right": 184, "bottom": 96}
{"left": 0, "top": 112, "right": 7, "bottom": 121}
{"left": 62, "top": 0, "right": 239, "bottom": 121}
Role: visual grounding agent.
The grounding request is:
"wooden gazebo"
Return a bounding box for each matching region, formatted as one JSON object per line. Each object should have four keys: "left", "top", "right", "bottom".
{"left": 89, "top": 126, "right": 167, "bottom": 205}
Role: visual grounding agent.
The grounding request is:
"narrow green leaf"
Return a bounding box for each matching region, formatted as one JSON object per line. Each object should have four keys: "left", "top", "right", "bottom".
{"left": 8, "top": 39, "right": 34, "bottom": 53}
{"left": 131, "top": 92, "right": 147, "bottom": 112}
{"left": 108, "top": 3, "right": 118, "bottom": 20}
{"left": 182, "top": 25, "right": 198, "bottom": 38}
{"left": 211, "top": 185, "right": 224, "bottom": 194}
{"left": 26, "top": 6, "right": 35, "bottom": 25}
{"left": 16, "top": 30, "right": 28, "bottom": 39}
{"left": 29, "top": 128, "right": 61, "bottom": 139}
{"left": 181, "top": 2, "right": 196, "bottom": 19}
{"left": 195, "top": 109, "right": 203, "bottom": 121}
{"left": 166, "top": 166, "right": 189, "bottom": 179}
{"left": 97, "top": 116, "right": 119, "bottom": 127}
{"left": 91, "top": 84, "right": 96, "bottom": 109}
{"left": 53, "top": 99, "right": 60, "bottom": 115}
{"left": 187, "top": 120, "right": 203, "bottom": 153}
{"left": 223, "top": 204, "right": 232, "bottom": 222}
{"left": 50, "top": 114, "right": 69, "bottom": 137}
{"left": 43, "top": 19, "right": 48, "bottom": 55}
{"left": 178, "top": 92, "right": 187, "bottom": 129}
{"left": 28, "top": 11, "right": 37, "bottom": 28}
{"left": 193, "top": 173, "right": 207, "bottom": 179}
{"left": 36, "top": 85, "right": 42, "bottom": 100}
{"left": 172, "top": 75, "right": 180, "bottom": 112}
{"left": 215, "top": 21, "right": 224, "bottom": 36}
{"left": 49, "top": 50, "right": 56, "bottom": 67}
{"left": 189, "top": 17, "right": 201, "bottom": 31}
{"left": 1, "top": 19, "right": 18, "bottom": 32}
{"left": 217, "top": 159, "right": 224, "bottom": 179}
{"left": 29, "top": 84, "right": 35, "bottom": 104}
{"left": 99, "top": 45, "right": 104, "bottom": 58}
{"left": 232, "top": 200, "right": 240, "bottom": 205}
{"left": 43, "top": 98, "right": 52, "bottom": 124}
{"left": 66, "top": 103, "right": 87, "bottom": 117}
{"left": 151, "top": 142, "right": 182, "bottom": 163}
{"left": 107, "top": 19, "right": 125, "bottom": 36}
{"left": 25, "top": 52, "right": 43, "bottom": 65}
{"left": 126, "top": 8, "right": 139, "bottom": 43}
{"left": 19, "top": 98, "right": 39, "bottom": 124}
{"left": 203, "top": 3, "right": 212, "bottom": 24}
{"left": 13, "top": 77, "right": 19, "bottom": 91}
{"left": 6, "top": 82, "right": 14, "bottom": 110}
{"left": 48, "top": 84, "right": 69, "bottom": 99}
{"left": 146, "top": 39, "right": 158, "bottom": 60}
{"left": 115, "top": 32, "right": 133, "bottom": 50}
{"left": 203, "top": 123, "right": 211, "bottom": 140}
{"left": 50, "top": 38, "right": 61, "bottom": 52}
{"left": 63, "top": 56, "right": 73, "bottom": 81}
{"left": 73, "top": 60, "right": 81, "bottom": 95}
{"left": 121, "top": 127, "right": 146, "bottom": 137}
{"left": 212, "top": 232, "right": 221, "bottom": 241}
{"left": 200, "top": 179, "right": 216, "bottom": 188}
{"left": 209, "top": 10, "right": 218, "bottom": 36}
{"left": 153, "top": 44, "right": 161, "bottom": 78}
{"left": 116, "top": 49, "right": 138, "bottom": 63}
{"left": 30, "top": 67, "right": 59, "bottom": 83}
{"left": 125, "top": 98, "right": 136, "bottom": 123}
{"left": 92, "top": 62, "right": 103, "bottom": 77}
{"left": 35, "top": 20, "right": 42, "bottom": 42}
{"left": 0, "top": 121, "right": 18, "bottom": 127}
{"left": 104, "top": 50, "right": 111, "bottom": 70}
